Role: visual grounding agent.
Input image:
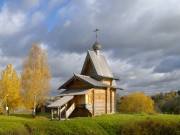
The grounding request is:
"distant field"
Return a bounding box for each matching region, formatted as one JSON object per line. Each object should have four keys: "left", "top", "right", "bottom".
{"left": 0, "top": 114, "right": 179, "bottom": 135}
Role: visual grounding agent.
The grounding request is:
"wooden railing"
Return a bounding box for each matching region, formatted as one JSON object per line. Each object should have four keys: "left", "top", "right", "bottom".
{"left": 60, "top": 106, "right": 65, "bottom": 113}
{"left": 66, "top": 103, "right": 76, "bottom": 118}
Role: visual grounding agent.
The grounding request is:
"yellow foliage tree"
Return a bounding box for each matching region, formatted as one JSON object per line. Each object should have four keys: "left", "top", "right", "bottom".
{"left": 120, "top": 92, "right": 155, "bottom": 113}
{"left": 21, "top": 44, "right": 51, "bottom": 116}
{"left": 0, "top": 64, "right": 22, "bottom": 114}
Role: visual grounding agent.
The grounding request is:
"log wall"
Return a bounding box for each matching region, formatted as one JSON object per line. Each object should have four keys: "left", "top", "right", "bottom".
{"left": 106, "top": 88, "right": 111, "bottom": 113}
{"left": 92, "top": 88, "right": 116, "bottom": 116}
{"left": 85, "top": 90, "right": 93, "bottom": 104}
{"left": 101, "top": 78, "right": 111, "bottom": 85}
{"left": 93, "top": 88, "right": 106, "bottom": 115}
{"left": 75, "top": 95, "right": 85, "bottom": 105}
{"left": 112, "top": 89, "right": 116, "bottom": 113}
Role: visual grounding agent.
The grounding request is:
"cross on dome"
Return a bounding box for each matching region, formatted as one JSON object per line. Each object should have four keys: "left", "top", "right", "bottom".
{"left": 93, "top": 28, "right": 101, "bottom": 52}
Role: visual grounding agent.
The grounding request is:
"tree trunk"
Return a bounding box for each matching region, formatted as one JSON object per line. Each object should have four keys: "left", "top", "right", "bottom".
{"left": 6, "top": 100, "right": 9, "bottom": 115}
{"left": 33, "top": 94, "right": 37, "bottom": 117}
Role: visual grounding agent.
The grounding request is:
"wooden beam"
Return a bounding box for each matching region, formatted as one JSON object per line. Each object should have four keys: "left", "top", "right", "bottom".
{"left": 92, "top": 89, "right": 94, "bottom": 116}
{"left": 57, "top": 107, "right": 60, "bottom": 116}
{"left": 51, "top": 108, "right": 53, "bottom": 120}
{"left": 59, "top": 106, "right": 61, "bottom": 121}
{"left": 110, "top": 89, "right": 112, "bottom": 113}
{"left": 105, "top": 89, "right": 107, "bottom": 114}
{"left": 65, "top": 104, "right": 67, "bottom": 120}
{"left": 113, "top": 90, "right": 116, "bottom": 113}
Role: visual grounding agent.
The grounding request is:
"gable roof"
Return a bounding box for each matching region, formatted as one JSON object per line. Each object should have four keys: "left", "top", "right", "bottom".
{"left": 81, "top": 50, "right": 117, "bottom": 79}
{"left": 58, "top": 74, "right": 123, "bottom": 90}
{"left": 58, "top": 74, "right": 109, "bottom": 90}
{"left": 75, "top": 74, "right": 108, "bottom": 87}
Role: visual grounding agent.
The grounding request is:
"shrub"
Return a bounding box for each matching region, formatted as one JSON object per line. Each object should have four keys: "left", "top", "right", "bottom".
{"left": 121, "top": 119, "right": 179, "bottom": 135}
{"left": 119, "top": 92, "right": 155, "bottom": 113}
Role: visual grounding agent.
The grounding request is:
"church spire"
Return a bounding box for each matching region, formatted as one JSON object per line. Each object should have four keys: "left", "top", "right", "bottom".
{"left": 93, "top": 28, "right": 101, "bottom": 56}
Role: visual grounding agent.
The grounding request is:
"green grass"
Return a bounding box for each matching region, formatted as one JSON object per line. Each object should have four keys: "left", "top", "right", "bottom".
{"left": 0, "top": 113, "right": 179, "bottom": 135}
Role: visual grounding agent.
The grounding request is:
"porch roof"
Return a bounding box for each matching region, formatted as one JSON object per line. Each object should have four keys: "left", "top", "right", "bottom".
{"left": 47, "top": 96, "right": 74, "bottom": 108}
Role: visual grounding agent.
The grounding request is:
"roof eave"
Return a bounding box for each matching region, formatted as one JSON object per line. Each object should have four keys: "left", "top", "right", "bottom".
{"left": 58, "top": 76, "right": 75, "bottom": 90}
{"left": 97, "top": 75, "right": 120, "bottom": 81}
{"left": 110, "top": 86, "right": 123, "bottom": 90}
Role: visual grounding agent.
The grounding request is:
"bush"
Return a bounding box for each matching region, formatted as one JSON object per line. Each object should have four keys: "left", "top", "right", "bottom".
{"left": 119, "top": 92, "right": 155, "bottom": 113}
{"left": 121, "top": 119, "right": 179, "bottom": 135}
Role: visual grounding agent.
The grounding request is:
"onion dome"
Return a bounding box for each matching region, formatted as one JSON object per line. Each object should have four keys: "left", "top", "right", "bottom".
{"left": 93, "top": 41, "right": 101, "bottom": 51}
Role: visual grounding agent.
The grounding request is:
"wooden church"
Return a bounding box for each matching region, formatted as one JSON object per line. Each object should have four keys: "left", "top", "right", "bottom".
{"left": 48, "top": 32, "right": 123, "bottom": 120}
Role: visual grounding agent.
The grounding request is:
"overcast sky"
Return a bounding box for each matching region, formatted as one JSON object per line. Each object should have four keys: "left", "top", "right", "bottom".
{"left": 1, "top": 0, "right": 180, "bottom": 96}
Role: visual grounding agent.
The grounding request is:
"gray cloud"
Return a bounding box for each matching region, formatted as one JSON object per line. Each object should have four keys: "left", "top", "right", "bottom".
{"left": 1, "top": 0, "right": 180, "bottom": 96}
{"left": 154, "top": 56, "right": 180, "bottom": 73}
{"left": 48, "top": 52, "right": 85, "bottom": 78}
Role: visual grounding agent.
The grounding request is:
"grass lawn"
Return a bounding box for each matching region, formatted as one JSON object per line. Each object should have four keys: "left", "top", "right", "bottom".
{"left": 0, "top": 113, "right": 179, "bottom": 135}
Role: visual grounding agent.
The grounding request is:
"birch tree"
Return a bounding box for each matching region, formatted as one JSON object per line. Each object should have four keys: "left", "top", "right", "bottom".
{"left": 21, "top": 44, "right": 51, "bottom": 116}
{"left": 0, "top": 64, "right": 22, "bottom": 114}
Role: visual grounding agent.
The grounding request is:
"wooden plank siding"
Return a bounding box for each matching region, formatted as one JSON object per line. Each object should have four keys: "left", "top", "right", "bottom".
{"left": 110, "top": 89, "right": 112, "bottom": 113}
{"left": 85, "top": 90, "right": 93, "bottom": 113}
{"left": 85, "top": 90, "right": 93, "bottom": 104}
{"left": 101, "top": 78, "right": 111, "bottom": 85}
{"left": 105, "top": 89, "right": 107, "bottom": 114}
{"left": 106, "top": 88, "right": 111, "bottom": 114}
{"left": 75, "top": 95, "right": 85, "bottom": 105}
{"left": 93, "top": 89, "right": 106, "bottom": 115}
{"left": 111, "top": 89, "right": 116, "bottom": 113}
{"left": 92, "top": 90, "right": 94, "bottom": 115}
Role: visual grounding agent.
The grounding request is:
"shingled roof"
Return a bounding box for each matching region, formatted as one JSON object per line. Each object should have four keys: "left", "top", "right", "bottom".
{"left": 47, "top": 96, "right": 74, "bottom": 108}
{"left": 81, "top": 50, "right": 118, "bottom": 79}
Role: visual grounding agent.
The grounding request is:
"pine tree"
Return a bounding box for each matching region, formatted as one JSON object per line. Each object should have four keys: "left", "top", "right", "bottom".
{"left": 21, "top": 44, "right": 51, "bottom": 116}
